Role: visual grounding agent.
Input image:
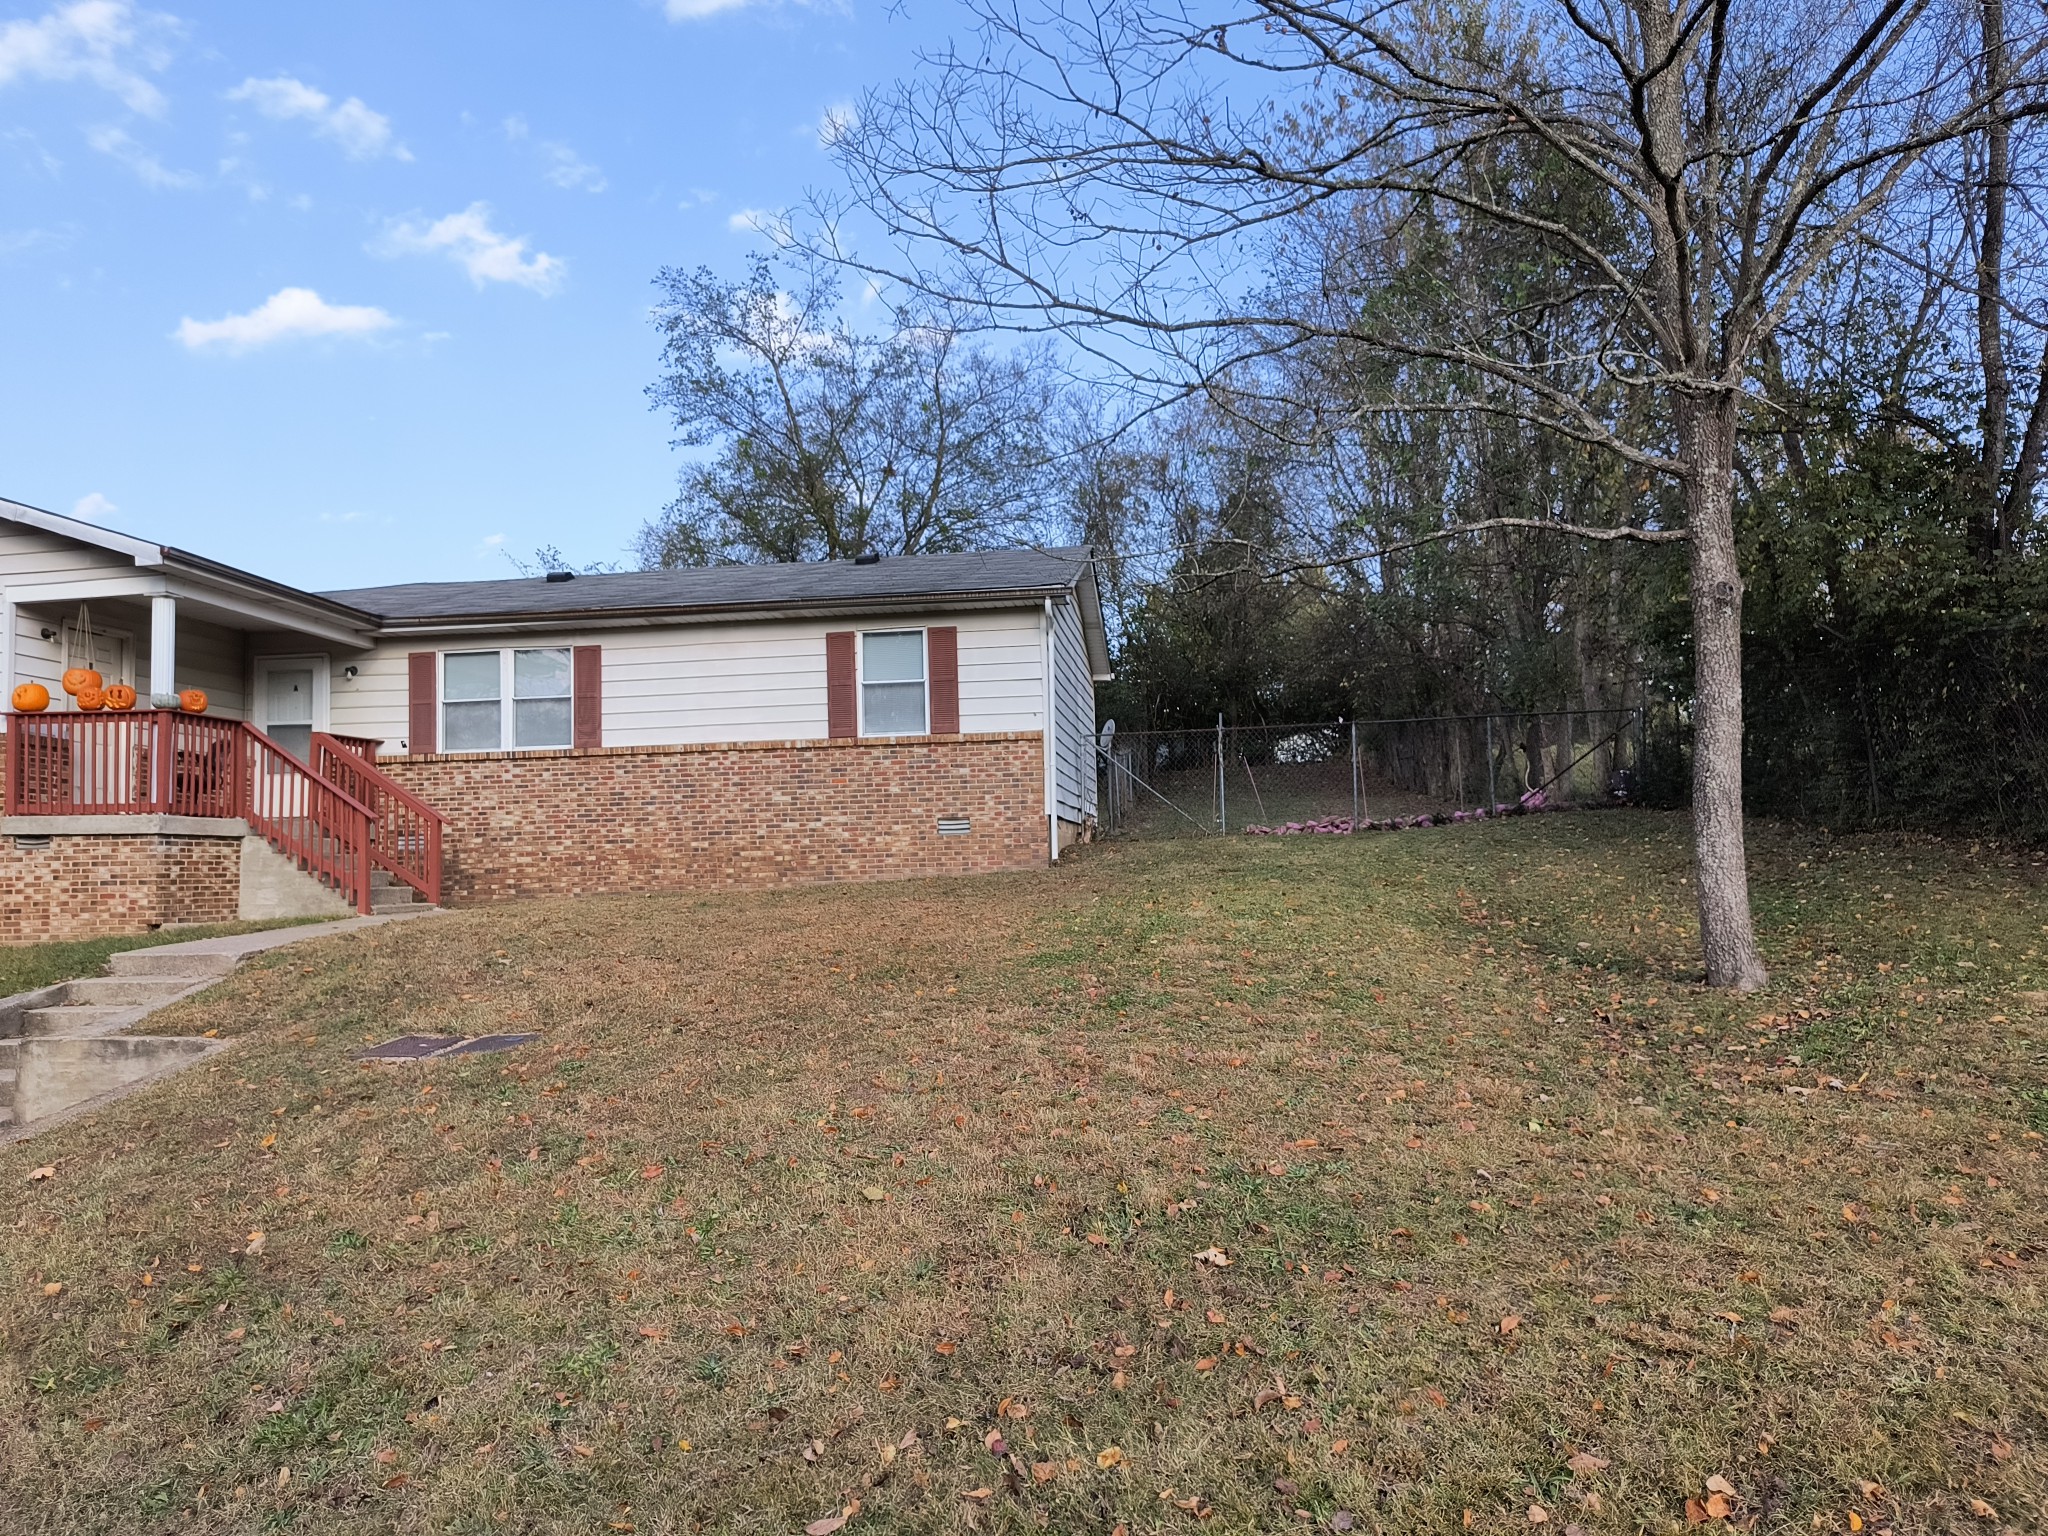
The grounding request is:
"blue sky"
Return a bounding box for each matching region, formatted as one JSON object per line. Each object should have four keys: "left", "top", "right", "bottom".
{"left": 0, "top": 0, "right": 941, "bottom": 589}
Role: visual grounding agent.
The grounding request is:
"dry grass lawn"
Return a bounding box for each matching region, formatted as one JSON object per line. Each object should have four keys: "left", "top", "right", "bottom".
{"left": 3, "top": 811, "right": 2047, "bottom": 1536}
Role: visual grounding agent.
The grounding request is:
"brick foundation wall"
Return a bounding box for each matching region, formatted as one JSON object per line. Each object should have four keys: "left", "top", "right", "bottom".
{"left": 380, "top": 731, "right": 1048, "bottom": 904}
{"left": 0, "top": 833, "right": 241, "bottom": 944}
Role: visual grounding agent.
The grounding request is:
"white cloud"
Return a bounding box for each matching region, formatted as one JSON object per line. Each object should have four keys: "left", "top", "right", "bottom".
{"left": 85, "top": 123, "right": 197, "bottom": 187}
{"left": 226, "top": 75, "right": 410, "bottom": 161}
{"left": 174, "top": 287, "right": 396, "bottom": 352}
{"left": 72, "top": 491, "right": 117, "bottom": 521}
{"left": 376, "top": 202, "right": 564, "bottom": 294}
{"left": 0, "top": 0, "right": 175, "bottom": 115}
{"left": 727, "top": 206, "right": 791, "bottom": 244}
{"left": 2, "top": 127, "right": 62, "bottom": 176}
{"left": 663, "top": 0, "right": 760, "bottom": 17}
{"left": 504, "top": 115, "right": 604, "bottom": 192}
{"left": 0, "top": 222, "right": 77, "bottom": 257}
{"left": 540, "top": 142, "right": 604, "bottom": 192}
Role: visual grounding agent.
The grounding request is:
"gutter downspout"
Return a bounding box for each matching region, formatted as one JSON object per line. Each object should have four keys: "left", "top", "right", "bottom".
{"left": 1043, "top": 598, "right": 1058, "bottom": 864}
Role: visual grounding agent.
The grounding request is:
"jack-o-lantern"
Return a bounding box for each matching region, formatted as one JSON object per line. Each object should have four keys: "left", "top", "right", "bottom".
{"left": 12, "top": 682, "right": 50, "bottom": 713}
{"left": 75, "top": 684, "right": 105, "bottom": 711}
{"left": 178, "top": 688, "right": 209, "bottom": 714}
{"left": 103, "top": 683, "right": 138, "bottom": 711}
{"left": 62, "top": 667, "right": 101, "bottom": 697}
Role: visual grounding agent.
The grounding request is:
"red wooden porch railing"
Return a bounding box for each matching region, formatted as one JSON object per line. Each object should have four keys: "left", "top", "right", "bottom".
{"left": 310, "top": 733, "right": 444, "bottom": 906}
{"left": 5, "top": 711, "right": 380, "bottom": 915}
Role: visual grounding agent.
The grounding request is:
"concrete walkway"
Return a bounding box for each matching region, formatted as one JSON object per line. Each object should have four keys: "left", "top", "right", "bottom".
{"left": 109, "top": 908, "right": 444, "bottom": 966}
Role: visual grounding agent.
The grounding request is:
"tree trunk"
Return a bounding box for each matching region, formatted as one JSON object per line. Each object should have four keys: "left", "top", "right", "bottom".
{"left": 1683, "top": 395, "right": 1768, "bottom": 990}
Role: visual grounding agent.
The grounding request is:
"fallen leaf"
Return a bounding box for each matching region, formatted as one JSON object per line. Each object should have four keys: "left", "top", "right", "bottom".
{"left": 805, "top": 1513, "right": 851, "bottom": 1535}
{"left": 1566, "top": 1452, "right": 1609, "bottom": 1475}
{"left": 1499, "top": 1314, "right": 1522, "bottom": 1335}
{"left": 1528, "top": 1505, "right": 1548, "bottom": 1524}
{"left": 1704, "top": 1476, "right": 1736, "bottom": 1497}
{"left": 41, "top": 1282, "right": 61, "bottom": 1297}
{"left": 1969, "top": 1498, "right": 1998, "bottom": 1520}
{"left": 1097, "top": 1446, "right": 1124, "bottom": 1468}
{"left": 244, "top": 1231, "right": 267, "bottom": 1256}
{"left": 1031, "top": 1461, "right": 1059, "bottom": 1483}
{"left": 1085, "top": 1232, "right": 1110, "bottom": 1247}
{"left": 960, "top": 1487, "right": 992, "bottom": 1503}
{"left": 934, "top": 1339, "right": 957, "bottom": 1356}
{"left": 26, "top": 1166, "right": 55, "bottom": 1182}
{"left": 1846, "top": 1513, "right": 1863, "bottom": 1532}
{"left": 1193, "top": 1246, "right": 1232, "bottom": 1267}
{"left": 860, "top": 1186, "right": 887, "bottom": 1202}
{"left": 1705, "top": 1494, "right": 1732, "bottom": 1519}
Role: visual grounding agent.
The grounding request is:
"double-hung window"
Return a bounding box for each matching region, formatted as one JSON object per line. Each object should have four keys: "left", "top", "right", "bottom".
{"left": 859, "top": 630, "right": 927, "bottom": 736}
{"left": 442, "top": 648, "right": 573, "bottom": 751}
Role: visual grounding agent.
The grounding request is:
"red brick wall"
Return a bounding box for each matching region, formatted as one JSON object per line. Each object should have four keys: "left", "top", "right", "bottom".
{"left": 0, "top": 833, "right": 240, "bottom": 944}
{"left": 380, "top": 731, "right": 1047, "bottom": 904}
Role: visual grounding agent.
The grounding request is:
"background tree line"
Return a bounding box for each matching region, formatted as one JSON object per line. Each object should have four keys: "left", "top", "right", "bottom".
{"left": 634, "top": 0, "right": 2048, "bottom": 982}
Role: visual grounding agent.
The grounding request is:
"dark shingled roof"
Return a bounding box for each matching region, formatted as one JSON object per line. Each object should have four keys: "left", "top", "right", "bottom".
{"left": 319, "top": 547, "right": 1096, "bottom": 624}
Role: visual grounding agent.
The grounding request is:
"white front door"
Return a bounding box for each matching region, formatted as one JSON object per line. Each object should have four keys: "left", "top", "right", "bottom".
{"left": 254, "top": 655, "right": 327, "bottom": 762}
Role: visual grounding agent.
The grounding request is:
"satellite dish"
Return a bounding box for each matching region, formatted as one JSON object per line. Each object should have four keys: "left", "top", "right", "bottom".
{"left": 1098, "top": 718, "right": 1117, "bottom": 753}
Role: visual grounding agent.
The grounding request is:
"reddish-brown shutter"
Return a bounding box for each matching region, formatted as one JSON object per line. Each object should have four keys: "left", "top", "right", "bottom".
{"left": 825, "top": 631, "right": 857, "bottom": 738}
{"left": 406, "top": 651, "right": 437, "bottom": 755}
{"left": 928, "top": 625, "right": 959, "bottom": 735}
{"left": 572, "top": 645, "right": 602, "bottom": 749}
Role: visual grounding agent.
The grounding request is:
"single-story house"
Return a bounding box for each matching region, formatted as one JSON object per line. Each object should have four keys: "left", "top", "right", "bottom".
{"left": 0, "top": 496, "right": 1109, "bottom": 944}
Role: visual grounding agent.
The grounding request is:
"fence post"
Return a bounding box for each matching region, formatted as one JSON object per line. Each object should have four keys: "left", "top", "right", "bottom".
{"left": 1485, "top": 714, "right": 1496, "bottom": 810}
{"left": 1215, "top": 713, "right": 1226, "bottom": 836}
{"left": 1350, "top": 719, "right": 1360, "bottom": 832}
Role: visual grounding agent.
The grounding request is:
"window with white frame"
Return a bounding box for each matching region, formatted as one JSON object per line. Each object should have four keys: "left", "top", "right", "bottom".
{"left": 860, "top": 630, "right": 927, "bottom": 736}
{"left": 442, "top": 648, "right": 573, "bottom": 751}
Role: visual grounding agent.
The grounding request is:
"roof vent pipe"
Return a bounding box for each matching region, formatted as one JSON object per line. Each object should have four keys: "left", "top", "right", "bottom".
{"left": 853, "top": 551, "right": 882, "bottom": 566}
{"left": 544, "top": 570, "right": 576, "bottom": 583}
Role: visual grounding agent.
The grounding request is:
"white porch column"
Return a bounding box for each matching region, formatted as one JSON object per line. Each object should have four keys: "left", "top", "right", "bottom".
{"left": 149, "top": 594, "right": 178, "bottom": 707}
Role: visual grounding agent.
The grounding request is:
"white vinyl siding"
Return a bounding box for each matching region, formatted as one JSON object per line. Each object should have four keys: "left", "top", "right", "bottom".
{"left": 1051, "top": 597, "right": 1096, "bottom": 823}
{"left": 322, "top": 608, "right": 1054, "bottom": 754}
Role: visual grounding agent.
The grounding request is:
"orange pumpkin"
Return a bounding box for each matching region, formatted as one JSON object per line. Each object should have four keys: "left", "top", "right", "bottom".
{"left": 12, "top": 682, "right": 50, "bottom": 713}
{"left": 178, "top": 688, "right": 209, "bottom": 714}
{"left": 102, "top": 683, "right": 138, "bottom": 711}
{"left": 75, "top": 684, "right": 105, "bottom": 711}
{"left": 62, "top": 667, "right": 101, "bottom": 697}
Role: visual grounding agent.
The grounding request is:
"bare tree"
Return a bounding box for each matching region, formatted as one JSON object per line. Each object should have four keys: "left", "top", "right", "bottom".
{"left": 641, "top": 253, "right": 1060, "bottom": 565}
{"left": 818, "top": 0, "right": 2046, "bottom": 987}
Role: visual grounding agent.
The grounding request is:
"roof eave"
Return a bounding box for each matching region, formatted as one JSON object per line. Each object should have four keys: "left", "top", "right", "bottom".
{"left": 358, "top": 585, "right": 1081, "bottom": 633}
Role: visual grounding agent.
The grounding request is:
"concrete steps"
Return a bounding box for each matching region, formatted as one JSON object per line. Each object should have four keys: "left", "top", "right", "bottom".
{"left": 368, "top": 869, "right": 427, "bottom": 917}
{"left": 2, "top": 907, "right": 443, "bottom": 1143}
{"left": 20, "top": 1004, "right": 150, "bottom": 1038}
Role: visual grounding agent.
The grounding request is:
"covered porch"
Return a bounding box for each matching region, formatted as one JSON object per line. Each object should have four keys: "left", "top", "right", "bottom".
{"left": 3, "top": 551, "right": 378, "bottom": 746}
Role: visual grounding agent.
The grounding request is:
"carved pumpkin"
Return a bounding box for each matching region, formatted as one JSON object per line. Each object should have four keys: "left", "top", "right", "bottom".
{"left": 75, "top": 684, "right": 105, "bottom": 711}
{"left": 103, "top": 683, "right": 138, "bottom": 711}
{"left": 12, "top": 682, "right": 50, "bottom": 713}
{"left": 178, "top": 688, "right": 209, "bottom": 714}
{"left": 62, "top": 667, "right": 101, "bottom": 697}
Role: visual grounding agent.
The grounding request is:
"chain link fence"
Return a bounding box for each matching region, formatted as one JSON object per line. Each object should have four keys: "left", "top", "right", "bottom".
{"left": 1097, "top": 709, "right": 1646, "bottom": 839}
